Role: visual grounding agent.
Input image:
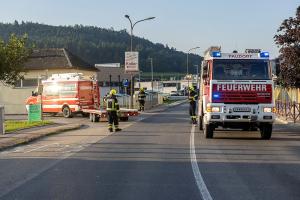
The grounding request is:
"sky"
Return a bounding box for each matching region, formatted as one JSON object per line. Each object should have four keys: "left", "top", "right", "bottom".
{"left": 0, "top": 0, "right": 299, "bottom": 58}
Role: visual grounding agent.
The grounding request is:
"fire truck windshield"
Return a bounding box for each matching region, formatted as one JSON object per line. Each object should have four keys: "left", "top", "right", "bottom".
{"left": 212, "top": 59, "right": 270, "bottom": 80}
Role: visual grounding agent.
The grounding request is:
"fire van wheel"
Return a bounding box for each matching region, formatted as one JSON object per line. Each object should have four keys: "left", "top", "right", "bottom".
{"left": 62, "top": 106, "right": 73, "bottom": 118}
{"left": 260, "top": 124, "right": 273, "bottom": 140}
{"left": 203, "top": 123, "right": 214, "bottom": 139}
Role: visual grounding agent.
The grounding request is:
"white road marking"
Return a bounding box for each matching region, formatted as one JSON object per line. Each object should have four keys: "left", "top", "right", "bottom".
{"left": 190, "top": 125, "right": 213, "bottom": 200}
{"left": 23, "top": 143, "right": 59, "bottom": 153}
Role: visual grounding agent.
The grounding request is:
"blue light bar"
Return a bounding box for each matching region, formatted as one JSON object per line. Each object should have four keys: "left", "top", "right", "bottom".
{"left": 213, "top": 93, "right": 220, "bottom": 98}
{"left": 212, "top": 51, "right": 221, "bottom": 57}
{"left": 260, "top": 51, "right": 269, "bottom": 58}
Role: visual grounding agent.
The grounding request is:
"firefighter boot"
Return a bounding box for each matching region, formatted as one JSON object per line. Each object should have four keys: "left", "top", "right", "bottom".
{"left": 108, "top": 128, "right": 113, "bottom": 132}
{"left": 115, "top": 128, "right": 122, "bottom": 132}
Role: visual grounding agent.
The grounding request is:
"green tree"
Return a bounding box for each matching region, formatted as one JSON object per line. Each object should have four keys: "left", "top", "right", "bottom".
{"left": 0, "top": 34, "right": 31, "bottom": 85}
{"left": 274, "top": 6, "right": 300, "bottom": 87}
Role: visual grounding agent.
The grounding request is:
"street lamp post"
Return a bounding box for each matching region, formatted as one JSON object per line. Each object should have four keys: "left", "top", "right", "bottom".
{"left": 125, "top": 15, "right": 155, "bottom": 109}
{"left": 148, "top": 57, "right": 154, "bottom": 91}
{"left": 187, "top": 46, "right": 200, "bottom": 88}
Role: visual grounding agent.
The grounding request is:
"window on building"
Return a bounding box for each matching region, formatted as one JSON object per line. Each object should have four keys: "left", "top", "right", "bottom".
{"left": 14, "top": 78, "right": 38, "bottom": 88}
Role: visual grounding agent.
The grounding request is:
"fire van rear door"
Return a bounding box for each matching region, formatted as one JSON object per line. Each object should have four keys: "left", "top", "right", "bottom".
{"left": 78, "top": 81, "right": 94, "bottom": 107}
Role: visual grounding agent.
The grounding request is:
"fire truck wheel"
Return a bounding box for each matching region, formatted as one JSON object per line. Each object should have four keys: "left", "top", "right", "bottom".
{"left": 260, "top": 123, "right": 272, "bottom": 139}
{"left": 198, "top": 116, "right": 203, "bottom": 130}
{"left": 204, "top": 124, "right": 214, "bottom": 139}
{"left": 62, "top": 106, "right": 73, "bottom": 118}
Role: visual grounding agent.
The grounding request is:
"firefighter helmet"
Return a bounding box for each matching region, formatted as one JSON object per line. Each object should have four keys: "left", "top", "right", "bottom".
{"left": 110, "top": 89, "right": 117, "bottom": 95}
{"left": 189, "top": 86, "right": 195, "bottom": 91}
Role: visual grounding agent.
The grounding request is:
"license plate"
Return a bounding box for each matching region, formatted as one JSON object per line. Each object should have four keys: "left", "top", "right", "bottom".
{"left": 233, "top": 107, "right": 251, "bottom": 112}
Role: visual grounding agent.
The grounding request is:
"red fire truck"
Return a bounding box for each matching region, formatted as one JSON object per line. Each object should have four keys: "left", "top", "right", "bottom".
{"left": 26, "top": 73, "right": 138, "bottom": 121}
{"left": 198, "top": 47, "right": 275, "bottom": 139}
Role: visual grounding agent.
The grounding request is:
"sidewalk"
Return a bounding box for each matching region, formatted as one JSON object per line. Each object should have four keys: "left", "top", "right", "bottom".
{"left": 0, "top": 123, "right": 83, "bottom": 151}
{"left": 275, "top": 116, "right": 300, "bottom": 128}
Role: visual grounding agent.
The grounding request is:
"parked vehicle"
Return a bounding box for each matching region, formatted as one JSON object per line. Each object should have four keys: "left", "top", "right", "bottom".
{"left": 26, "top": 73, "right": 138, "bottom": 121}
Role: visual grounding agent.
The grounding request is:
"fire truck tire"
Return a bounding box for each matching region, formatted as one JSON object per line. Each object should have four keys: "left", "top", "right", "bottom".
{"left": 260, "top": 123, "right": 272, "bottom": 139}
{"left": 62, "top": 106, "right": 73, "bottom": 118}
{"left": 203, "top": 124, "right": 214, "bottom": 138}
{"left": 119, "top": 117, "right": 129, "bottom": 121}
{"left": 198, "top": 116, "right": 203, "bottom": 130}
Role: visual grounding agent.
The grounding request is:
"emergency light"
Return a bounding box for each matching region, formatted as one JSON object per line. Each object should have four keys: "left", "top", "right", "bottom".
{"left": 212, "top": 51, "right": 221, "bottom": 57}
{"left": 260, "top": 52, "right": 269, "bottom": 58}
{"left": 213, "top": 93, "right": 220, "bottom": 99}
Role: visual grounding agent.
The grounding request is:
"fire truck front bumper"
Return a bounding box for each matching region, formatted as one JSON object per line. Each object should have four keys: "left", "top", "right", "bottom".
{"left": 204, "top": 104, "right": 275, "bottom": 125}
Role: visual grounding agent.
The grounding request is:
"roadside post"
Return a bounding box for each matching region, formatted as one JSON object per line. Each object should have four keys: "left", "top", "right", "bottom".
{"left": 0, "top": 105, "right": 5, "bottom": 134}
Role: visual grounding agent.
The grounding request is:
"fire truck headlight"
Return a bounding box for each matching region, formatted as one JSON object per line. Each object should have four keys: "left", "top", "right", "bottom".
{"left": 263, "top": 107, "right": 274, "bottom": 113}
{"left": 207, "top": 106, "right": 220, "bottom": 113}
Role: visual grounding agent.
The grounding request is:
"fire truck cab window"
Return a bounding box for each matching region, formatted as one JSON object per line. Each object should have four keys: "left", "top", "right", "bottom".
{"left": 212, "top": 59, "right": 270, "bottom": 80}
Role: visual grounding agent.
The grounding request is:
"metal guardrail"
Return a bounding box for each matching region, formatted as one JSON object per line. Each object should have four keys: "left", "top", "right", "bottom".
{"left": 275, "top": 100, "right": 300, "bottom": 123}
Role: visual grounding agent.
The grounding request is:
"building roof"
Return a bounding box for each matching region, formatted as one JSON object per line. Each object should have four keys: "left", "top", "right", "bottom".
{"left": 96, "top": 67, "right": 131, "bottom": 82}
{"left": 24, "top": 48, "right": 97, "bottom": 71}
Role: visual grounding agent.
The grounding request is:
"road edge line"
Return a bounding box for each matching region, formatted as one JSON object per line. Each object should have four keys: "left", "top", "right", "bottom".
{"left": 190, "top": 125, "right": 213, "bottom": 200}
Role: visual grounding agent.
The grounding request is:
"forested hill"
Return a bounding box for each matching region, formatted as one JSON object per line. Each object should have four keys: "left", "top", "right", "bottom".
{"left": 0, "top": 21, "right": 202, "bottom": 73}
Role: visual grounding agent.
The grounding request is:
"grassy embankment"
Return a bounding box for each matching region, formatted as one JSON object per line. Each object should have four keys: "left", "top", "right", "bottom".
{"left": 5, "top": 120, "right": 54, "bottom": 133}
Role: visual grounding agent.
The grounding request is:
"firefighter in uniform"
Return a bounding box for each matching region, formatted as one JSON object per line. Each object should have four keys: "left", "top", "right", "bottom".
{"left": 138, "top": 88, "right": 146, "bottom": 111}
{"left": 106, "top": 89, "right": 122, "bottom": 132}
{"left": 188, "top": 86, "right": 198, "bottom": 124}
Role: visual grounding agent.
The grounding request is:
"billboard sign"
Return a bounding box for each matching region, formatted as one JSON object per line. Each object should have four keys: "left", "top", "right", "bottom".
{"left": 125, "top": 52, "right": 139, "bottom": 73}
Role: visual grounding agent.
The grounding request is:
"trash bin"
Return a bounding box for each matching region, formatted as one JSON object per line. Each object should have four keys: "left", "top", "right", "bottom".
{"left": 0, "top": 105, "right": 5, "bottom": 135}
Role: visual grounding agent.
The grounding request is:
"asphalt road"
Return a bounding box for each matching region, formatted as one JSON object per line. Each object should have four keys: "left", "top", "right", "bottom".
{"left": 0, "top": 103, "right": 300, "bottom": 200}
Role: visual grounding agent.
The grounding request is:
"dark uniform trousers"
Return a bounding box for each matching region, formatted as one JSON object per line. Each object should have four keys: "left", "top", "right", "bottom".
{"left": 108, "top": 111, "right": 119, "bottom": 129}
{"left": 189, "top": 90, "right": 198, "bottom": 124}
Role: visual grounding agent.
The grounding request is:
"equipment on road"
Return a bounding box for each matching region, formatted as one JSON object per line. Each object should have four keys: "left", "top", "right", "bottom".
{"left": 198, "top": 47, "right": 275, "bottom": 139}
{"left": 25, "top": 73, "right": 138, "bottom": 120}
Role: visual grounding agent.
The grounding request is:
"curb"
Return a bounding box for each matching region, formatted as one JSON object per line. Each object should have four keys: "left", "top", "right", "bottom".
{"left": 0, "top": 124, "right": 83, "bottom": 152}
{"left": 275, "top": 117, "right": 300, "bottom": 128}
{"left": 275, "top": 117, "right": 289, "bottom": 125}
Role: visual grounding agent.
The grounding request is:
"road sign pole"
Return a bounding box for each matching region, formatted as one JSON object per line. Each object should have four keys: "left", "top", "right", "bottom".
{"left": 130, "top": 74, "right": 134, "bottom": 109}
